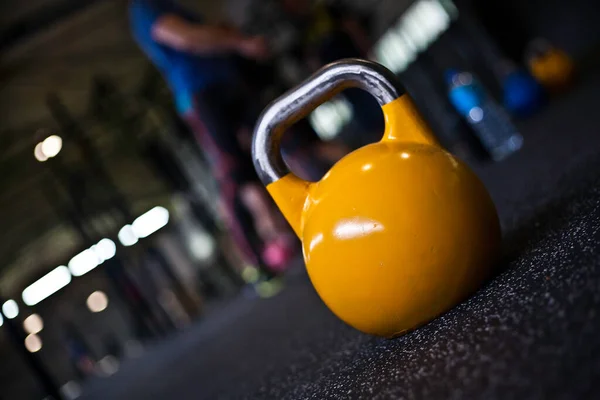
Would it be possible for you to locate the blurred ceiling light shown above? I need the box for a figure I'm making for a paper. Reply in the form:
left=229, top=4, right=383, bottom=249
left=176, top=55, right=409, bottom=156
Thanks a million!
left=188, top=231, right=216, bottom=262
left=132, top=206, right=169, bottom=239
left=23, top=314, right=44, bottom=334
left=41, top=135, right=63, bottom=158
left=25, top=334, right=43, bottom=353
left=68, top=249, right=101, bottom=277
left=2, top=299, right=19, bottom=319
left=118, top=225, right=138, bottom=246
left=309, top=98, right=352, bottom=141
left=373, top=0, right=453, bottom=74
left=417, top=0, right=452, bottom=33
left=402, top=12, right=429, bottom=51
left=374, top=30, right=416, bottom=74
left=0, top=313, right=3, bottom=327
left=22, top=266, right=72, bottom=306
left=34, top=142, right=48, bottom=162
left=70, top=238, right=116, bottom=277
left=86, top=291, right=108, bottom=313
left=93, top=238, right=116, bottom=262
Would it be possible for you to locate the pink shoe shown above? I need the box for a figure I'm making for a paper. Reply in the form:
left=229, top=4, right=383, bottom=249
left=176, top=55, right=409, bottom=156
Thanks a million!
left=262, top=236, right=297, bottom=272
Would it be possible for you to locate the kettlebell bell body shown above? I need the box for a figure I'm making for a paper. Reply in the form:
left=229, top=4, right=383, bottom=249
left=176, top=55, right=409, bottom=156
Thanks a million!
left=253, top=60, right=501, bottom=337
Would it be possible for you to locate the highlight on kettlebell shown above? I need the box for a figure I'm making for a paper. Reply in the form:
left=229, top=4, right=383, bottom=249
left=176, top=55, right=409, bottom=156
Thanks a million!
left=252, top=59, right=501, bottom=338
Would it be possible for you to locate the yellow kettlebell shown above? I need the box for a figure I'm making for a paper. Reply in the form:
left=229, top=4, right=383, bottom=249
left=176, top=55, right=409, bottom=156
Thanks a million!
left=253, top=59, right=501, bottom=337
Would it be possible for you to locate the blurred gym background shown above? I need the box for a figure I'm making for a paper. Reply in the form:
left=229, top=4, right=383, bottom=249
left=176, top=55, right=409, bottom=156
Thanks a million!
left=0, top=0, right=599, bottom=398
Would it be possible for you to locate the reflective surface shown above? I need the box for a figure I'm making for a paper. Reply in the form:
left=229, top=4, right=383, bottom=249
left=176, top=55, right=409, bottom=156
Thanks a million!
left=265, top=95, right=501, bottom=337
left=252, top=58, right=402, bottom=185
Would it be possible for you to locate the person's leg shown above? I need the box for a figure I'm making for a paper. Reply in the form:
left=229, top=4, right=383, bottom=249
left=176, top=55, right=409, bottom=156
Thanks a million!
left=182, top=86, right=291, bottom=274
left=181, top=103, right=258, bottom=261
left=280, top=118, right=345, bottom=181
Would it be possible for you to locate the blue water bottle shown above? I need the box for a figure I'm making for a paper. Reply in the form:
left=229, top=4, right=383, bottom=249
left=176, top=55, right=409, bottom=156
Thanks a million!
left=446, top=69, right=523, bottom=161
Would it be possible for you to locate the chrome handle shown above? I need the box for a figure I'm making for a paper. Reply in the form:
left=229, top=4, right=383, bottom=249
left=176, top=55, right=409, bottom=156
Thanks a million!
left=252, top=58, right=404, bottom=185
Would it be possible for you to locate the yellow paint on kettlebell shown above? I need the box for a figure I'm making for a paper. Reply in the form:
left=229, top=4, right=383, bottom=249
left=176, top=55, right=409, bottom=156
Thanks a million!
left=268, top=96, right=501, bottom=338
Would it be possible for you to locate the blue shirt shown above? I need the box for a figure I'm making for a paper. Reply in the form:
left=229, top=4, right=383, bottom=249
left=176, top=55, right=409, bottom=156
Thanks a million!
left=129, top=0, right=235, bottom=112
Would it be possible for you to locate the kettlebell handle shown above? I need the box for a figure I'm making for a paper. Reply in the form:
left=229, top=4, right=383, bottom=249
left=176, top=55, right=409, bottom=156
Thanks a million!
left=252, top=58, right=404, bottom=185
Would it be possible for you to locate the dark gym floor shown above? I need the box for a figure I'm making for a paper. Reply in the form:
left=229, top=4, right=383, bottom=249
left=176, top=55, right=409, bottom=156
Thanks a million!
left=81, top=68, right=600, bottom=400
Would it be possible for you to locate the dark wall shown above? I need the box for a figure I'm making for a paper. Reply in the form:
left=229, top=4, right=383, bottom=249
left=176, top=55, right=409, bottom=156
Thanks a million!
left=465, top=0, right=600, bottom=60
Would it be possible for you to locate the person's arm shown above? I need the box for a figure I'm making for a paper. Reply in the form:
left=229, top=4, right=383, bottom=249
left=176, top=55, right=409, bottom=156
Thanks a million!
left=151, top=14, right=269, bottom=59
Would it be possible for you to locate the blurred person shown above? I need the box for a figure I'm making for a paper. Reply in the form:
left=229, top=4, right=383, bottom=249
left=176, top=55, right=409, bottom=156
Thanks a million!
left=226, top=30, right=349, bottom=179
left=104, top=257, right=168, bottom=339
left=61, top=321, right=97, bottom=380
left=280, top=0, right=384, bottom=147
left=128, top=0, right=295, bottom=276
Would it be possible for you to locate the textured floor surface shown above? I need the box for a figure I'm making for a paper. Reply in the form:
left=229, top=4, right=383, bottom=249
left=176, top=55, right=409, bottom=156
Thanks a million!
left=81, top=70, right=600, bottom=400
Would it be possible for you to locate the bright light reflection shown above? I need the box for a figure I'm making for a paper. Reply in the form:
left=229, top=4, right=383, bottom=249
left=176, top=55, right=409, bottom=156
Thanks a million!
left=68, top=249, right=101, bottom=277
left=87, top=291, right=108, bottom=313
left=22, top=266, right=72, bottom=306
left=309, top=98, right=353, bottom=141
left=118, top=224, right=138, bottom=246
left=2, top=300, right=19, bottom=319
left=132, top=206, right=169, bottom=239
left=309, top=233, right=324, bottom=252
left=69, top=238, right=116, bottom=277
left=23, top=314, right=44, bottom=334
left=41, top=135, right=63, bottom=158
left=334, top=218, right=384, bottom=240
left=25, top=334, right=42, bottom=353
left=34, top=142, right=48, bottom=162
left=401, top=152, right=410, bottom=159
left=374, top=0, right=453, bottom=73
left=188, top=231, right=215, bottom=262
left=94, top=238, right=116, bottom=262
